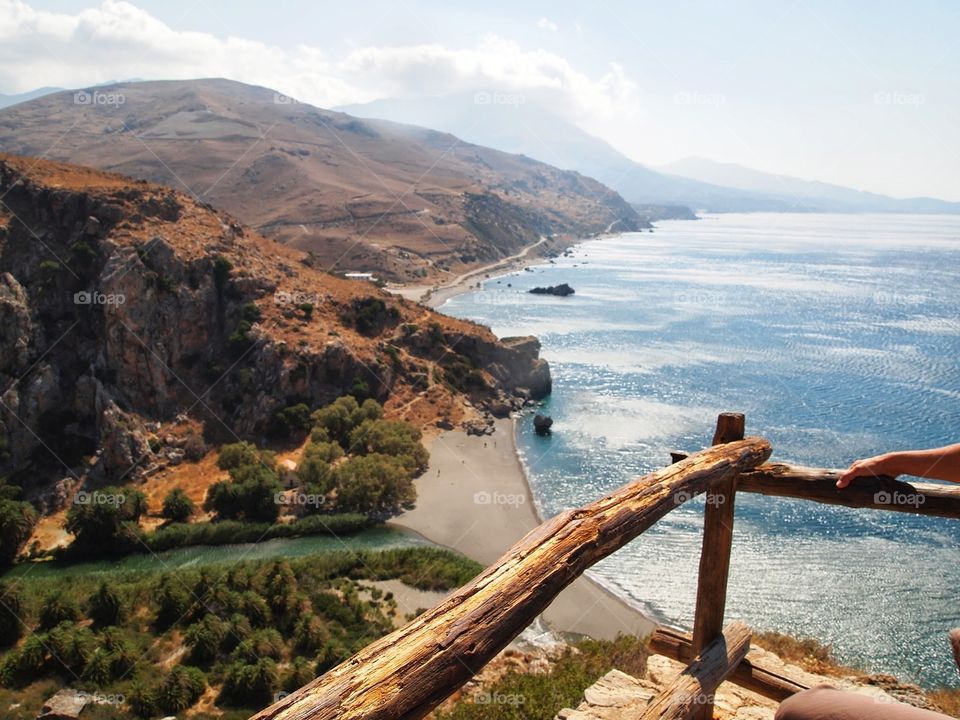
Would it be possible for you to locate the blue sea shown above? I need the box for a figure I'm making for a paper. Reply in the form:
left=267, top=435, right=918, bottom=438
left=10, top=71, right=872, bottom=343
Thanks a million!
left=441, top=213, right=960, bottom=688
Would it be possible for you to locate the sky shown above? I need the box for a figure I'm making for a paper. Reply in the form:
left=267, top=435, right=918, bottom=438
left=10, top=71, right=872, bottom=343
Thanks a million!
left=1, top=0, right=958, bottom=200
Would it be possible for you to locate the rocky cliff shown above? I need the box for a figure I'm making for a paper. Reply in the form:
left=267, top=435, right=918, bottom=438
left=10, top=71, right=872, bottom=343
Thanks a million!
left=0, top=154, right=550, bottom=510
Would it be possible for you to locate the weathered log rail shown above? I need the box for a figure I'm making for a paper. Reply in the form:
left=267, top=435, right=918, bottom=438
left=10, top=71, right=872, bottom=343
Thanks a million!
left=251, top=414, right=960, bottom=720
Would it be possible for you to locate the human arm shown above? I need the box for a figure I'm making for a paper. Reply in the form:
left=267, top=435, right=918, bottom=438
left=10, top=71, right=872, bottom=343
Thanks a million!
left=836, top=443, right=960, bottom=488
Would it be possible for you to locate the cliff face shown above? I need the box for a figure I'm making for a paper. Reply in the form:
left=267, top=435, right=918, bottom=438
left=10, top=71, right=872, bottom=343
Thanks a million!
left=0, top=154, right=549, bottom=508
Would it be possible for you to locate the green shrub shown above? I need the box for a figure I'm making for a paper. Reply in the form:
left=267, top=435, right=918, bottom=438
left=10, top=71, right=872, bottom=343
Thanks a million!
left=269, top=403, right=313, bottom=439
left=0, top=583, right=23, bottom=647
left=346, top=297, right=400, bottom=336
left=65, top=487, right=147, bottom=556
left=292, top=613, right=328, bottom=654
left=283, top=655, right=315, bottom=691
left=206, top=448, right=281, bottom=522
left=162, top=487, right=195, bottom=523
left=37, top=594, right=80, bottom=631
left=154, top=575, right=190, bottom=630
left=332, top=454, right=416, bottom=520
left=131, top=664, right=206, bottom=717
left=348, top=419, right=429, bottom=474
left=212, top=255, right=233, bottom=290
left=219, top=658, right=279, bottom=707
left=217, top=442, right=262, bottom=470
left=87, top=581, right=123, bottom=627
left=0, top=499, right=38, bottom=566
left=185, top=614, right=229, bottom=665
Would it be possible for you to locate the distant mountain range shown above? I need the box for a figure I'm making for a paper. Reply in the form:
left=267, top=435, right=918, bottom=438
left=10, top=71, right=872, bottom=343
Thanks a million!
left=0, top=87, right=62, bottom=109
left=658, top=157, right=960, bottom=214
left=0, top=79, right=643, bottom=282
left=339, top=94, right=960, bottom=214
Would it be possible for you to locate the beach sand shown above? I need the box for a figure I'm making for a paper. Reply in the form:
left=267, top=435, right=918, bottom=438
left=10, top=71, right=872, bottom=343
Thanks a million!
left=392, top=419, right=656, bottom=641
left=388, top=237, right=552, bottom=309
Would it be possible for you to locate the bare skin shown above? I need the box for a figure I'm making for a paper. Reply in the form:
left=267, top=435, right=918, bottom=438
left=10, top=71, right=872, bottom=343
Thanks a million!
left=836, top=443, right=960, bottom=488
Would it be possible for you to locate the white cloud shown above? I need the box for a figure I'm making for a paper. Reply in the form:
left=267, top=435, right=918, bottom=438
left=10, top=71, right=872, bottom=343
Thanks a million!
left=537, top=17, right=558, bottom=32
left=0, top=0, right=637, bottom=121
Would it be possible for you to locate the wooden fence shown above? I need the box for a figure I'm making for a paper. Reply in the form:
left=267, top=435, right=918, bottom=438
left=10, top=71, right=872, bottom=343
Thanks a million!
left=250, top=413, right=960, bottom=720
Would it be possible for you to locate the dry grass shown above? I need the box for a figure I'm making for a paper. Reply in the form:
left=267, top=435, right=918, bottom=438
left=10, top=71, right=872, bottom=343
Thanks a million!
left=754, top=631, right=960, bottom=718
left=753, top=630, right=858, bottom=678
left=927, top=689, right=960, bottom=718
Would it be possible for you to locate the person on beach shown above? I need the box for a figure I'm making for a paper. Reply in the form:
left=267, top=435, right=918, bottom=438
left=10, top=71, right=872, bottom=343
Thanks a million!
left=778, top=442, right=960, bottom=720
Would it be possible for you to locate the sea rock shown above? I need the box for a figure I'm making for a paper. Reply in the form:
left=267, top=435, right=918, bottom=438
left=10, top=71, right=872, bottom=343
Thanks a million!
left=529, top=283, right=575, bottom=297
left=533, top=414, right=553, bottom=435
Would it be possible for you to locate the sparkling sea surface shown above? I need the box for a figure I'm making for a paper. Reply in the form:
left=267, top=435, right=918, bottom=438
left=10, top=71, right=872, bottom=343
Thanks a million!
left=441, top=213, right=960, bottom=688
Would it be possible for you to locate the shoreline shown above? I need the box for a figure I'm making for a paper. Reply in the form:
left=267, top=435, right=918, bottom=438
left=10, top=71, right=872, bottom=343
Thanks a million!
left=389, top=228, right=633, bottom=310
left=391, top=418, right=656, bottom=641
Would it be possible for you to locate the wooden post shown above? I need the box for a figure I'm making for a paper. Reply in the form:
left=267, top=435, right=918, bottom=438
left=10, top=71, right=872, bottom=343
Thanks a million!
left=690, top=412, right=744, bottom=719
left=650, top=626, right=808, bottom=702
left=640, top=621, right=752, bottom=720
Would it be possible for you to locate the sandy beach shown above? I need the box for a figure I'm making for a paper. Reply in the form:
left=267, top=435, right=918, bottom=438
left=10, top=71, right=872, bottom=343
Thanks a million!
left=392, top=419, right=656, bottom=641
left=388, top=236, right=554, bottom=309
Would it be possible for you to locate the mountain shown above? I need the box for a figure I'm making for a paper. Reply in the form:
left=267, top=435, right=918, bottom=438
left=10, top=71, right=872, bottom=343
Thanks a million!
left=337, top=94, right=797, bottom=212
left=659, top=157, right=960, bottom=214
left=340, top=95, right=960, bottom=214
left=0, top=153, right=550, bottom=508
left=0, top=87, right=62, bottom=110
left=0, top=79, right=644, bottom=283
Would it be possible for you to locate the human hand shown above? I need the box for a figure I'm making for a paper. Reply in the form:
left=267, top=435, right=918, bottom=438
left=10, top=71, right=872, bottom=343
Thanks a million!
left=836, top=454, right=896, bottom=488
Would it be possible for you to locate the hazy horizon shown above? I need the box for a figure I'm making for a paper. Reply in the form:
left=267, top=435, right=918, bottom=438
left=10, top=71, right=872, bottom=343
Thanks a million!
left=1, top=0, right=958, bottom=201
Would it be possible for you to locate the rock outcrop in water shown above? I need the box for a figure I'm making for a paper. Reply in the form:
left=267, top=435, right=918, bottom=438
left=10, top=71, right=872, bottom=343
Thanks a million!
left=529, top=283, right=575, bottom=297
left=533, top=414, right=554, bottom=435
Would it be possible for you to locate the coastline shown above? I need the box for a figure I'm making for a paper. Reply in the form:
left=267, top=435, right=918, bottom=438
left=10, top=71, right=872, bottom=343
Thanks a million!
left=389, top=229, right=630, bottom=310
left=391, top=418, right=656, bottom=641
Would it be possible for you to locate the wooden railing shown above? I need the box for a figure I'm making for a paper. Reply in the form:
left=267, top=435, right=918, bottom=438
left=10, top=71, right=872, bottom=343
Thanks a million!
left=251, top=414, right=960, bottom=720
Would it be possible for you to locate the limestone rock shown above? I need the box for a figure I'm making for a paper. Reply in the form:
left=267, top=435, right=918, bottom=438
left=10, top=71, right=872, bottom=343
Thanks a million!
left=36, top=689, right=89, bottom=719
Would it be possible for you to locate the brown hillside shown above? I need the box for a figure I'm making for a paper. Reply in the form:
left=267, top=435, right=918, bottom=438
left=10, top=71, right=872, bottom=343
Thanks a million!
left=0, top=79, right=645, bottom=282
left=0, top=153, right=549, bottom=512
